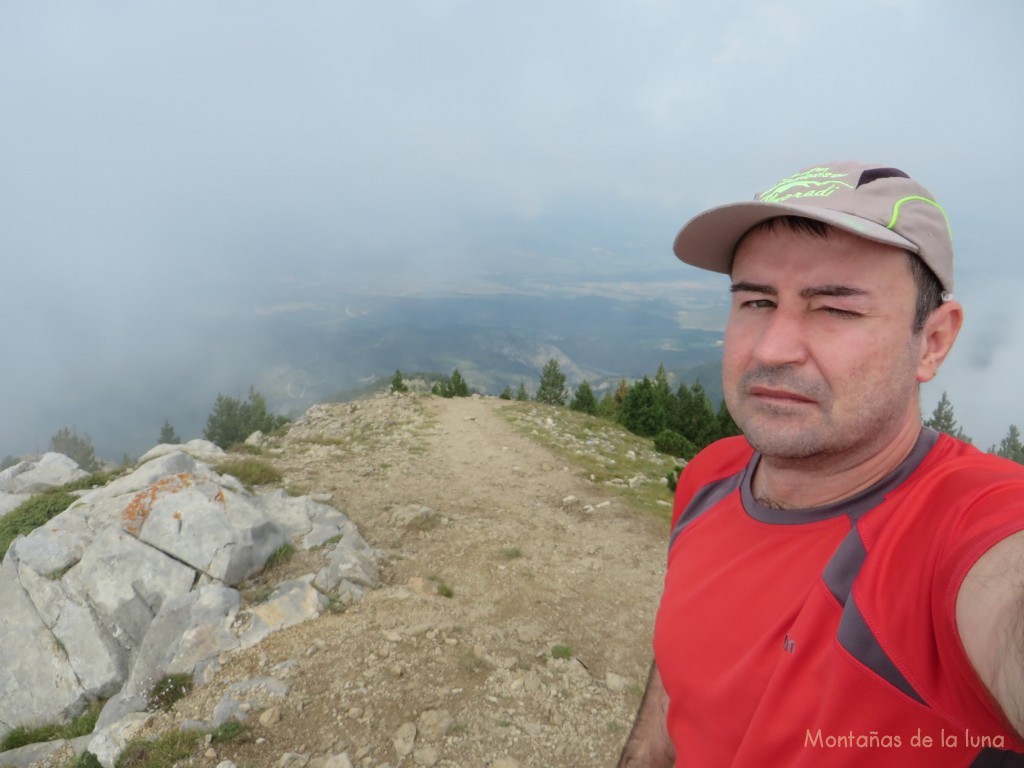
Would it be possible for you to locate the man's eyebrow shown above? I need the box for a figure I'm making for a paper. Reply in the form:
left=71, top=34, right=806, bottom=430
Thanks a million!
left=729, top=281, right=872, bottom=299
left=730, top=281, right=776, bottom=295
left=798, top=285, right=870, bottom=299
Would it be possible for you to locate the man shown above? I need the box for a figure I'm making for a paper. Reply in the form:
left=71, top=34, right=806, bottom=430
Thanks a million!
left=618, top=161, right=1024, bottom=767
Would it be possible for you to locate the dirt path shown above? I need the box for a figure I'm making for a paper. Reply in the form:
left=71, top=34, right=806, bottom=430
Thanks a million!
left=145, top=394, right=670, bottom=768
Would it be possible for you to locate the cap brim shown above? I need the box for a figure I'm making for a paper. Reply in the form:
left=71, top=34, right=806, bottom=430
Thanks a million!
left=673, top=201, right=920, bottom=275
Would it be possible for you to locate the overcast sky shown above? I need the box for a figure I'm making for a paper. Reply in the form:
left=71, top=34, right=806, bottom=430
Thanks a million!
left=2, top=0, right=1022, bottom=458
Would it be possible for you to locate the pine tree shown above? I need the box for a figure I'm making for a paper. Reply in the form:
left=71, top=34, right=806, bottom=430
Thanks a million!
left=619, top=377, right=666, bottom=437
left=924, top=392, right=971, bottom=442
left=391, top=369, right=409, bottom=393
left=158, top=419, right=181, bottom=445
left=203, top=387, right=289, bottom=449
left=49, top=427, right=100, bottom=472
left=499, top=385, right=513, bottom=400
left=515, top=383, right=529, bottom=401
left=716, top=399, right=743, bottom=439
left=535, top=359, right=567, bottom=406
left=688, top=382, right=719, bottom=449
left=595, top=393, right=618, bottom=420
left=449, top=368, right=470, bottom=397
left=653, top=364, right=677, bottom=430
left=995, top=425, right=1024, bottom=465
left=570, top=380, right=598, bottom=415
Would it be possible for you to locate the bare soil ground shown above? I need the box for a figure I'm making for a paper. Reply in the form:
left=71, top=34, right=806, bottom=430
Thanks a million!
left=140, top=393, right=671, bottom=768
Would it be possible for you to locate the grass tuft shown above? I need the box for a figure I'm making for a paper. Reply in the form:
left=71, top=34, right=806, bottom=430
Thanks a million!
left=551, top=644, right=574, bottom=660
left=227, top=443, right=265, bottom=456
left=0, top=701, right=102, bottom=752
left=115, top=730, right=202, bottom=768
left=214, top=458, right=282, bottom=488
left=0, top=489, right=79, bottom=560
left=145, top=673, right=193, bottom=712
left=209, top=720, right=252, bottom=744
left=265, top=542, right=296, bottom=569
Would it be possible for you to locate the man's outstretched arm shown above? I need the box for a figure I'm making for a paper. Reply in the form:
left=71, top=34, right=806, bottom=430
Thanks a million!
left=617, top=661, right=675, bottom=768
left=957, top=528, right=1024, bottom=738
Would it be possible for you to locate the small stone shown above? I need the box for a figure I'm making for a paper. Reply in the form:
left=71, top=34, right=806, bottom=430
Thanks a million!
left=347, top=707, right=364, bottom=718
left=417, top=709, right=453, bottom=741
left=321, top=754, right=354, bottom=768
left=259, top=706, right=282, bottom=726
left=205, top=748, right=218, bottom=759
left=216, top=762, right=238, bottom=768
left=277, top=754, right=309, bottom=768
left=393, top=722, right=417, bottom=757
left=413, top=745, right=440, bottom=766
left=606, top=672, right=628, bottom=692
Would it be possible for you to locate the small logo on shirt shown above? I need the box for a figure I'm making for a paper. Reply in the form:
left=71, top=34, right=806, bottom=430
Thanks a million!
left=783, top=634, right=796, bottom=654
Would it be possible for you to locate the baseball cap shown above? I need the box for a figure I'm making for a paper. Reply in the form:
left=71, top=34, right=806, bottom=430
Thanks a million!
left=672, top=161, right=955, bottom=293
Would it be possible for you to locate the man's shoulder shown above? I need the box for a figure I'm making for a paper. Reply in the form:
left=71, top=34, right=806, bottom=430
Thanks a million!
left=922, top=432, right=1024, bottom=487
left=890, top=433, right=1024, bottom=518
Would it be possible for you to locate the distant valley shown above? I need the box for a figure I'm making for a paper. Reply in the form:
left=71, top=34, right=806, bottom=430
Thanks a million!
left=5, top=270, right=732, bottom=462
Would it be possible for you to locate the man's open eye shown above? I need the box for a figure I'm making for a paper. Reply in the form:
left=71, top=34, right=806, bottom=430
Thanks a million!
left=741, top=299, right=775, bottom=310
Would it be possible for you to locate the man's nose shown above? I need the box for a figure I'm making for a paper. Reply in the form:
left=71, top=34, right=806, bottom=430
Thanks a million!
left=750, top=308, right=809, bottom=368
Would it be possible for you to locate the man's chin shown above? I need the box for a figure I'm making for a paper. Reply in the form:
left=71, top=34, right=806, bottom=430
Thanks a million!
left=741, top=426, right=828, bottom=460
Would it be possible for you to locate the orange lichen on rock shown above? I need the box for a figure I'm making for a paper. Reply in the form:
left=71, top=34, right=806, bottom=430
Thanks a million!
left=122, top=473, right=194, bottom=536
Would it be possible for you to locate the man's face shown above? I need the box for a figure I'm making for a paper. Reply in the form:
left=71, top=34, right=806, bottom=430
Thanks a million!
left=723, top=223, right=925, bottom=463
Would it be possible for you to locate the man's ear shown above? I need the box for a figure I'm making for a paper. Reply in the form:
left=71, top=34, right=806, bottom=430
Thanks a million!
left=917, top=300, right=964, bottom=382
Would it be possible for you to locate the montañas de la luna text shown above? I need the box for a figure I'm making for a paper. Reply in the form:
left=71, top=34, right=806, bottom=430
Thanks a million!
left=804, top=728, right=1006, bottom=750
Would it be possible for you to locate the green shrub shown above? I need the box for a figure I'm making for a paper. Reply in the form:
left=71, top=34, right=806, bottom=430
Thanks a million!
left=653, top=429, right=698, bottom=460
left=667, top=465, right=683, bottom=494
left=431, top=368, right=471, bottom=398
left=214, top=458, right=283, bottom=487
left=203, top=387, right=289, bottom=450
left=0, top=489, right=78, bottom=559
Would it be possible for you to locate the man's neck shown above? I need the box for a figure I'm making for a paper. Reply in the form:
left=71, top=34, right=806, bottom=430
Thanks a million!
left=752, top=417, right=924, bottom=510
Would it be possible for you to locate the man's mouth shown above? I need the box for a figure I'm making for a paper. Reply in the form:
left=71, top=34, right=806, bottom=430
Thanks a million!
left=747, top=386, right=816, bottom=404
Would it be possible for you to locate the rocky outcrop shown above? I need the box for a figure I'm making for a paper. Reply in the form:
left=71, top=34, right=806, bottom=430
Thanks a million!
left=0, top=444, right=379, bottom=767
left=0, top=453, right=90, bottom=516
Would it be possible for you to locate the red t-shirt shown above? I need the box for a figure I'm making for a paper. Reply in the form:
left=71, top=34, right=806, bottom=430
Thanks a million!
left=654, top=430, right=1024, bottom=767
